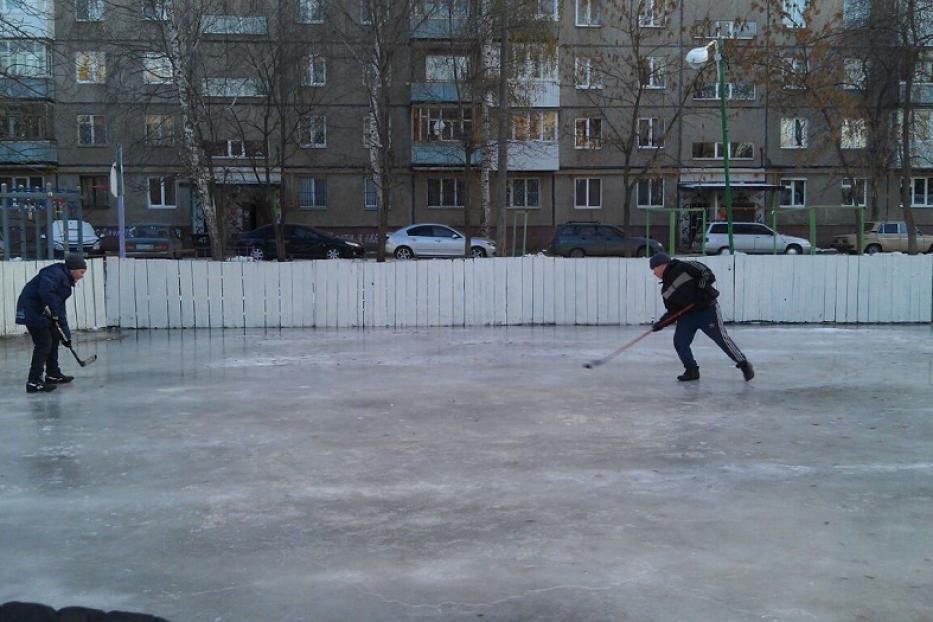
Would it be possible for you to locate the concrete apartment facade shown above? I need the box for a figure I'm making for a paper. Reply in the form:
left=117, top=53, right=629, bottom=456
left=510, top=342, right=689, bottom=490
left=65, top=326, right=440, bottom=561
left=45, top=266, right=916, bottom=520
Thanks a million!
left=1, top=0, right=931, bottom=252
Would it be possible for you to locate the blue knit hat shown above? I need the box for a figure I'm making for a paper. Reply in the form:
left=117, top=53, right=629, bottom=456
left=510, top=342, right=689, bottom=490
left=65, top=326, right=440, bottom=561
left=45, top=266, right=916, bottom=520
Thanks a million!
left=649, top=252, right=671, bottom=269
left=65, top=254, right=87, bottom=271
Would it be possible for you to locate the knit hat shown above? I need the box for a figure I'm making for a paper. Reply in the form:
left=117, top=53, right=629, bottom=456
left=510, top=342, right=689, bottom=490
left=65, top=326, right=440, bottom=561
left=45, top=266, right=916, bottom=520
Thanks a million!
left=649, top=252, right=671, bottom=269
left=65, top=254, right=87, bottom=271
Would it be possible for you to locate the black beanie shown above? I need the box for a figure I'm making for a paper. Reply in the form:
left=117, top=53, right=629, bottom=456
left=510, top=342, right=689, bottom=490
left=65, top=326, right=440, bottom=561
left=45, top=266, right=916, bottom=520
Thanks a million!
left=649, top=252, right=671, bottom=269
left=65, top=255, right=87, bottom=271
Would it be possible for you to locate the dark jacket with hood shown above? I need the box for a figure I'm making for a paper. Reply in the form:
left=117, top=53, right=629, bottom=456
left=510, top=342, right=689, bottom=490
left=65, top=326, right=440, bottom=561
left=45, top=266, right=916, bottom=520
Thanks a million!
left=15, top=263, right=74, bottom=339
left=658, top=259, right=719, bottom=323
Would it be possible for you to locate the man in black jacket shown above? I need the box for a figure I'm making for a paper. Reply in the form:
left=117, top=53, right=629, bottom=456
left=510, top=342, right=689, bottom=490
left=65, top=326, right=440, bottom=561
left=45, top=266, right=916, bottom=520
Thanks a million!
left=15, top=255, right=87, bottom=393
left=649, top=252, right=754, bottom=382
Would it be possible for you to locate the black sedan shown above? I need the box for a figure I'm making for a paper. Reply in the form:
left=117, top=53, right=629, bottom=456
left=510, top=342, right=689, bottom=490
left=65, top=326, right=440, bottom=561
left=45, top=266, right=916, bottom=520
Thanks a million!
left=237, top=224, right=365, bottom=260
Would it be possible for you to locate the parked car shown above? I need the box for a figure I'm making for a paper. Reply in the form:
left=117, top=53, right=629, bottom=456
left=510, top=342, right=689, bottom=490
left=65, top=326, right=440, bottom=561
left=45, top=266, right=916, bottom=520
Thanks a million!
left=699, top=221, right=811, bottom=255
left=547, top=222, right=663, bottom=258
left=238, top=224, right=364, bottom=260
left=385, top=224, right=496, bottom=259
left=832, top=221, right=933, bottom=254
left=119, top=224, right=193, bottom=258
left=48, top=219, right=100, bottom=255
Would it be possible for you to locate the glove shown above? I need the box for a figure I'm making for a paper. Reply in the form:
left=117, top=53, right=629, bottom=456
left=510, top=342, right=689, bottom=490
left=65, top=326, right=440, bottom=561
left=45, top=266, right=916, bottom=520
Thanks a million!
left=651, top=321, right=664, bottom=332
left=62, top=338, right=72, bottom=348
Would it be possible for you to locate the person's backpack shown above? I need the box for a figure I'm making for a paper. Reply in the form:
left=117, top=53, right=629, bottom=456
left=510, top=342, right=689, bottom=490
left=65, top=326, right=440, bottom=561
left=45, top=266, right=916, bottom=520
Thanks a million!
left=684, top=260, right=719, bottom=303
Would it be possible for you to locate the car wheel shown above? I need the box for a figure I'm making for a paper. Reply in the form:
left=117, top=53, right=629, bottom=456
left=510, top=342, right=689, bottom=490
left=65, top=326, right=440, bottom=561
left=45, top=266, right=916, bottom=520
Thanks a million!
left=470, top=246, right=487, bottom=258
left=569, top=248, right=585, bottom=258
left=717, top=247, right=731, bottom=255
left=635, top=246, right=649, bottom=258
left=325, top=247, right=342, bottom=260
left=249, top=245, right=264, bottom=261
left=865, top=244, right=882, bottom=255
left=394, top=246, right=414, bottom=260
left=785, top=244, right=803, bottom=255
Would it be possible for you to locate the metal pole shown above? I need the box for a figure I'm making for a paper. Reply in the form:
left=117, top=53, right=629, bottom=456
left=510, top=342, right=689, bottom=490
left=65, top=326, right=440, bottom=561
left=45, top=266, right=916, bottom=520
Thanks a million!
left=76, top=196, right=84, bottom=257
left=808, top=206, right=816, bottom=255
left=34, top=202, right=42, bottom=259
left=62, top=198, right=69, bottom=258
left=1, top=183, right=8, bottom=260
left=46, top=184, right=54, bottom=259
left=771, top=209, right=778, bottom=255
left=511, top=210, right=517, bottom=257
left=521, top=211, right=528, bottom=256
left=18, top=200, right=27, bottom=259
left=645, top=209, right=651, bottom=257
left=856, top=208, right=864, bottom=255
left=668, top=210, right=676, bottom=255
left=117, top=144, right=126, bottom=258
left=700, top=209, right=707, bottom=255
left=716, top=36, right=734, bottom=255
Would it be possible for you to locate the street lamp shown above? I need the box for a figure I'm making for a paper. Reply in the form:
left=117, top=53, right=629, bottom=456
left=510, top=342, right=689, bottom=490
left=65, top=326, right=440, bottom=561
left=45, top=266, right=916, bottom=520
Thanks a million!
left=686, top=36, right=734, bottom=254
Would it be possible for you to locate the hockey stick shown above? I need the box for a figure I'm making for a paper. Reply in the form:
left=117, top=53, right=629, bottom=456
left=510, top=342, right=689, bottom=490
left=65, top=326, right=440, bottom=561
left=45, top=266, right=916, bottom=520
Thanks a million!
left=52, top=318, right=97, bottom=367
left=582, top=304, right=696, bottom=369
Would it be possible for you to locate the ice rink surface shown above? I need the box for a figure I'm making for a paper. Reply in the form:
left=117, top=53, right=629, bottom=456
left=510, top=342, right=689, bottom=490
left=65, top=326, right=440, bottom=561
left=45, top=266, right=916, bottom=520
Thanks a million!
left=2, top=325, right=932, bottom=621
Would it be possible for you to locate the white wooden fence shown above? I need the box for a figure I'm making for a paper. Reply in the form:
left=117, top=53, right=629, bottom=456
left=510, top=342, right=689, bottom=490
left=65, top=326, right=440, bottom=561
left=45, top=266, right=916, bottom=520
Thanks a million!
left=1, top=255, right=930, bottom=336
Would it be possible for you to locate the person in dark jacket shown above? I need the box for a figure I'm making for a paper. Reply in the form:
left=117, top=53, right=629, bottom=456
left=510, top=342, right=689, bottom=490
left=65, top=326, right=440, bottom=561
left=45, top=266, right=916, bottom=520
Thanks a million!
left=649, top=252, right=754, bottom=382
left=15, top=255, right=87, bottom=393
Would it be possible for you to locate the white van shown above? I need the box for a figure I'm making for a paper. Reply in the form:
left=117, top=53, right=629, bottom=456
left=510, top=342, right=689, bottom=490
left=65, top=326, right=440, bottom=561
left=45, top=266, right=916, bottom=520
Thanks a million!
left=50, top=220, right=100, bottom=253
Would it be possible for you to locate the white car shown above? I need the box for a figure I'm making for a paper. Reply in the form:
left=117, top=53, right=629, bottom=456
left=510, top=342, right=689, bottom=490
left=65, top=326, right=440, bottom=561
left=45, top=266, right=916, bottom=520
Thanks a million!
left=49, top=219, right=100, bottom=254
left=386, top=224, right=496, bottom=259
left=700, top=222, right=811, bottom=255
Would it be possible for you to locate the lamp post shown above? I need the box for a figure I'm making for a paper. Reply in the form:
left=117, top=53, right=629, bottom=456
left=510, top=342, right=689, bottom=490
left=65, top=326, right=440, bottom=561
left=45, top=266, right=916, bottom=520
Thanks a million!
left=686, top=36, right=734, bottom=254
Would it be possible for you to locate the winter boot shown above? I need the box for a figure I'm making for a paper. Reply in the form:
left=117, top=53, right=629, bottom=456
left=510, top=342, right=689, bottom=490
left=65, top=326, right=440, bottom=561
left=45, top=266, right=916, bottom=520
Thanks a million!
left=737, top=360, right=755, bottom=382
left=677, top=366, right=700, bottom=382
left=45, top=373, right=74, bottom=384
left=26, top=382, right=57, bottom=394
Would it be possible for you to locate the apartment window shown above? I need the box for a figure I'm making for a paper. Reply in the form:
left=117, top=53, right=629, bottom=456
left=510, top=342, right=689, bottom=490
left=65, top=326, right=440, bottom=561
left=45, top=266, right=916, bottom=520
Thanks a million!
left=574, top=177, right=601, bottom=209
left=80, top=175, right=109, bottom=209
left=209, top=139, right=261, bottom=159
left=0, top=41, right=49, bottom=77
left=536, top=0, right=558, bottom=20
left=143, top=0, right=168, bottom=20
left=637, top=117, right=664, bottom=148
left=203, top=78, right=264, bottom=97
left=425, top=55, right=468, bottom=82
left=303, top=114, right=326, bottom=148
left=202, top=15, right=268, bottom=35
left=840, top=118, right=866, bottom=149
left=427, top=178, right=465, bottom=207
left=507, top=178, right=540, bottom=208
left=0, top=175, right=44, bottom=191
left=912, top=110, right=933, bottom=142
left=304, top=54, right=326, bottom=86
left=142, top=53, right=172, bottom=84
left=638, top=0, right=664, bottom=27
left=364, top=177, right=378, bottom=210
left=912, top=177, right=933, bottom=207
left=77, top=114, right=106, bottom=146
left=145, top=113, right=174, bottom=145
left=75, top=51, right=105, bottom=84
left=783, top=57, right=807, bottom=90
left=637, top=178, right=664, bottom=207
left=76, top=0, right=104, bottom=21
left=780, top=117, right=808, bottom=149
left=360, top=1, right=372, bottom=24
left=298, top=177, right=327, bottom=209
left=512, top=110, right=557, bottom=141
left=574, top=56, right=602, bottom=89
left=694, top=80, right=755, bottom=100
left=575, top=0, right=600, bottom=26
left=915, top=54, right=933, bottom=84
left=641, top=56, right=667, bottom=89
left=702, top=19, right=758, bottom=39
left=841, top=177, right=867, bottom=206
left=843, top=58, right=865, bottom=90
left=692, top=142, right=754, bottom=159
left=513, top=44, right=558, bottom=81
left=298, top=0, right=324, bottom=23
left=780, top=178, right=807, bottom=207
left=418, top=0, right=468, bottom=18
left=413, top=106, right=472, bottom=142
left=782, top=0, right=808, bottom=28
left=148, top=176, right=176, bottom=208
left=575, top=117, right=602, bottom=149
left=0, top=109, right=44, bottom=139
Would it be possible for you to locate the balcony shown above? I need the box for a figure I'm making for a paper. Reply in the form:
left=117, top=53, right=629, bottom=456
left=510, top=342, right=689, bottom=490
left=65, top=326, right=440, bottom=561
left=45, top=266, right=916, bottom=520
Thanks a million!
left=411, top=143, right=482, bottom=167
left=905, top=83, right=933, bottom=104
left=410, top=16, right=467, bottom=39
left=495, top=141, right=559, bottom=171
left=0, top=10, right=53, bottom=39
left=0, top=141, right=57, bottom=165
left=411, top=82, right=464, bottom=103
left=0, top=77, right=51, bottom=99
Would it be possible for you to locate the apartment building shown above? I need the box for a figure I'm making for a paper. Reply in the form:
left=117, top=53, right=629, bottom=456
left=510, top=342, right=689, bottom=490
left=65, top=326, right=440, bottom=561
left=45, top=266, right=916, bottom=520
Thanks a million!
left=0, top=0, right=930, bottom=251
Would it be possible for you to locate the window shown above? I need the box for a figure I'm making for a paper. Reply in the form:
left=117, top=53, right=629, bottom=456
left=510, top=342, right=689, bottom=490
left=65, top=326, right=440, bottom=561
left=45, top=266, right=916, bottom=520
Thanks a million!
left=638, top=0, right=664, bottom=27
left=694, top=80, right=755, bottom=100
left=507, top=178, right=540, bottom=208
left=641, top=57, right=667, bottom=89
left=536, top=0, right=558, bottom=20
left=574, top=56, right=602, bottom=89
left=298, top=177, right=327, bottom=209
left=915, top=54, right=933, bottom=84
left=0, top=108, right=44, bottom=139
left=512, top=44, right=558, bottom=81
left=76, top=0, right=103, bottom=21
left=147, top=176, right=176, bottom=208
left=840, top=118, right=866, bottom=149
left=304, top=54, right=326, bottom=86
left=843, top=58, right=865, bottom=90
left=303, top=115, right=326, bottom=148
left=145, top=113, right=174, bottom=145
left=575, top=117, right=602, bottom=149
left=912, top=177, right=933, bottom=207
left=879, top=223, right=902, bottom=234
left=841, top=177, right=867, bottom=206
left=637, top=178, right=664, bottom=207
left=575, top=0, right=600, bottom=26
left=780, top=178, right=806, bottom=207
left=203, top=77, right=264, bottom=97
left=0, top=175, right=44, bottom=191
left=364, top=177, right=378, bottom=210
left=511, top=110, right=557, bottom=141
left=142, top=53, right=172, bottom=84
left=77, top=114, right=106, bottom=146
left=912, top=110, right=933, bottom=142
left=425, top=55, right=468, bottom=82
left=782, top=0, right=808, bottom=28
left=209, top=139, right=264, bottom=159
left=700, top=20, right=758, bottom=39
left=692, top=142, right=754, bottom=159
left=75, top=51, right=105, bottom=83
left=298, top=0, right=323, bottom=23
left=361, top=0, right=372, bottom=24
left=202, top=15, right=268, bottom=35
left=780, top=117, right=808, bottom=149
left=0, top=41, right=49, bottom=77
left=413, top=106, right=472, bottom=142
left=427, top=178, right=465, bottom=207
left=574, top=177, right=601, bottom=209
left=782, top=56, right=807, bottom=90
left=80, top=175, right=109, bottom=209
left=143, top=0, right=168, bottom=20
left=637, top=117, right=664, bottom=148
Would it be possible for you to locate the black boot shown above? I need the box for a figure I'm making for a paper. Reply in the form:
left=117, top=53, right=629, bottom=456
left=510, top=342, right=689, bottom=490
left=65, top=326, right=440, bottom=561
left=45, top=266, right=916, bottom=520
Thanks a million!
left=26, top=382, right=57, bottom=394
left=677, top=366, right=700, bottom=382
left=45, top=374, right=74, bottom=384
left=737, top=360, right=755, bottom=382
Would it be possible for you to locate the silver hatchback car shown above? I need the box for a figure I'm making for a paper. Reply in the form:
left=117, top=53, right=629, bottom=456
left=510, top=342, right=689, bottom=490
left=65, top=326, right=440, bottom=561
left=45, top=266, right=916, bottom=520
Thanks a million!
left=700, top=222, right=811, bottom=255
left=385, top=224, right=497, bottom=259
